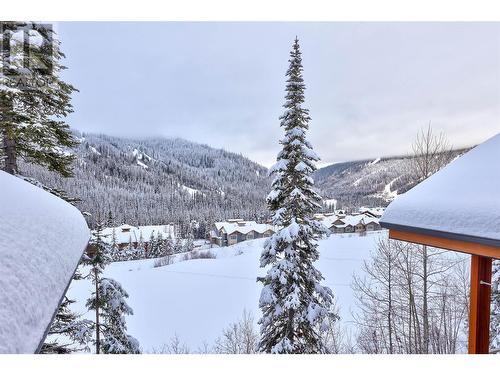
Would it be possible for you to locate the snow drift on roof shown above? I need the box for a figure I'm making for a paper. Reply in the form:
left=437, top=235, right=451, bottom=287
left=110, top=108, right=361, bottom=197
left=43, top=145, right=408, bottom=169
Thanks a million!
left=0, top=171, right=89, bottom=353
left=214, top=220, right=275, bottom=235
left=101, top=224, right=175, bottom=244
left=319, top=213, right=380, bottom=228
left=381, top=133, right=500, bottom=245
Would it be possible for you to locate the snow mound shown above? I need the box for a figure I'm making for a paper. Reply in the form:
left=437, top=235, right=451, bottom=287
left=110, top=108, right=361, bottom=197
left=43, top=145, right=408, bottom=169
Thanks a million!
left=0, top=172, right=89, bottom=353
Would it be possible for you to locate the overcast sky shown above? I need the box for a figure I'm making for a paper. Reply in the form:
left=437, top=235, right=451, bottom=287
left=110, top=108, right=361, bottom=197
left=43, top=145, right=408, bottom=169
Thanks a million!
left=56, top=22, right=500, bottom=167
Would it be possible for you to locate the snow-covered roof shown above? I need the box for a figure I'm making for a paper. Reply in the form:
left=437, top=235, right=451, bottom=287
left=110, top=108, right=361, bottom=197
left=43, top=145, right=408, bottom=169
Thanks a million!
left=215, top=220, right=276, bottom=235
left=101, top=224, right=175, bottom=245
left=0, top=171, right=89, bottom=353
left=319, top=213, right=379, bottom=228
left=381, top=133, right=500, bottom=248
left=359, top=207, right=385, bottom=217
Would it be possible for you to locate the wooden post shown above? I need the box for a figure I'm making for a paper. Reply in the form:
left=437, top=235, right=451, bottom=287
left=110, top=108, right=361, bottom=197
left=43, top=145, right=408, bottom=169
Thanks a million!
left=468, top=255, right=492, bottom=354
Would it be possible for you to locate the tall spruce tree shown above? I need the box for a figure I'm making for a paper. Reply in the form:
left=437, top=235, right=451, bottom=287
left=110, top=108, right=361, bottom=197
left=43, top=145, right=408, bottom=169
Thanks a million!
left=0, top=22, right=77, bottom=176
left=85, top=220, right=140, bottom=353
left=258, top=38, right=336, bottom=354
left=85, top=220, right=112, bottom=354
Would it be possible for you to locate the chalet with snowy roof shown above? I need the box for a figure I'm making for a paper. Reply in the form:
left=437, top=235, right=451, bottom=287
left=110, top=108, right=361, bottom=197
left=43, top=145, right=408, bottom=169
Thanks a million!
left=317, top=211, right=382, bottom=234
left=359, top=207, right=385, bottom=218
left=380, top=133, right=500, bottom=354
left=100, top=223, right=175, bottom=251
left=210, top=219, right=276, bottom=246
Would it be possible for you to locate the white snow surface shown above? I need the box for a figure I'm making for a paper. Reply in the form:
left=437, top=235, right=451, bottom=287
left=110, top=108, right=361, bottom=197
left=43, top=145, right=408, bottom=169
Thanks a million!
left=0, top=171, right=89, bottom=353
left=89, top=146, right=101, bottom=156
left=67, top=231, right=386, bottom=352
left=181, top=184, right=203, bottom=197
left=381, top=133, right=500, bottom=242
left=378, top=177, right=399, bottom=201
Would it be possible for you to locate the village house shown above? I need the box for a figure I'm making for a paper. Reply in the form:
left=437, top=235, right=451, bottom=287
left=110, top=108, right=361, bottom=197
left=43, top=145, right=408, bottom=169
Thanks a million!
left=100, top=223, right=176, bottom=251
left=210, top=209, right=384, bottom=247
left=358, top=206, right=385, bottom=218
left=316, top=210, right=384, bottom=235
left=210, top=219, right=276, bottom=246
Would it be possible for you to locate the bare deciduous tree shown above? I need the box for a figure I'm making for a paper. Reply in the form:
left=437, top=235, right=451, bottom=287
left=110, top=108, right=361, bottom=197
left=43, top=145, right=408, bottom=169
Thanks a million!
left=353, top=238, right=469, bottom=354
left=213, top=310, right=259, bottom=354
left=410, top=123, right=455, bottom=353
left=320, top=300, right=356, bottom=354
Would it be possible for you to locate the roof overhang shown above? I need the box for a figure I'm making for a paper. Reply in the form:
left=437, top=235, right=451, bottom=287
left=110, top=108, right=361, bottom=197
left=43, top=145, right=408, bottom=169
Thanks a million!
left=382, top=222, right=500, bottom=258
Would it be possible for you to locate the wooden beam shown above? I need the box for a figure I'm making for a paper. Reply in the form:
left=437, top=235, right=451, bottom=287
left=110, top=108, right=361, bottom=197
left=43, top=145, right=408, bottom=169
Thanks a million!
left=389, top=229, right=500, bottom=259
left=468, top=255, right=492, bottom=354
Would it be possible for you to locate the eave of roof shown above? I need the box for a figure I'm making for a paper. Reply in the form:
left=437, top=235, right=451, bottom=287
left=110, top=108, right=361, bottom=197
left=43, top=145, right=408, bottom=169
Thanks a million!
left=380, top=221, right=500, bottom=249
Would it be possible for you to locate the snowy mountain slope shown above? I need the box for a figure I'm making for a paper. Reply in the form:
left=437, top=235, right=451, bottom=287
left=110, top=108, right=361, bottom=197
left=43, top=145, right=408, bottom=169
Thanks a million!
left=314, top=150, right=468, bottom=209
left=67, top=231, right=386, bottom=352
left=18, top=131, right=468, bottom=229
left=20, top=132, right=270, bottom=229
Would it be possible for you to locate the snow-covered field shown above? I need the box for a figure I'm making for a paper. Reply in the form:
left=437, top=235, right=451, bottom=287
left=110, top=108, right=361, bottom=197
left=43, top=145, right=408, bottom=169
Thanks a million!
left=68, top=231, right=387, bottom=352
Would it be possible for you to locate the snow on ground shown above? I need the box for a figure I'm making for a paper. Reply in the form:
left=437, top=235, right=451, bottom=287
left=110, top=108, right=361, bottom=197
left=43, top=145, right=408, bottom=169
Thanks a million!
left=181, top=185, right=199, bottom=196
left=181, top=184, right=206, bottom=197
left=0, top=171, right=89, bottom=353
left=67, top=231, right=386, bottom=352
left=381, top=176, right=400, bottom=200
left=89, top=146, right=101, bottom=156
left=137, top=160, right=148, bottom=169
left=132, top=148, right=153, bottom=169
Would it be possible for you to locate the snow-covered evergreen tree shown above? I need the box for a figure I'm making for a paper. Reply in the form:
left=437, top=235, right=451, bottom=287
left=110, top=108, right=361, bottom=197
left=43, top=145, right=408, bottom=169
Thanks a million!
left=134, top=244, right=145, bottom=260
left=41, top=294, right=93, bottom=353
left=85, top=220, right=139, bottom=353
left=258, top=38, right=336, bottom=354
left=155, top=232, right=165, bottom=257
left=85, top=220, right=112, bottom=354
left=111, top=227, right=118, bottom=250
left=138, top=231, right=144, bottom=250
left=109, top=228, right=122, bottom=261
left=183, top=229, right=195, bottom=253
left=123, top=236, right=134, bottom=260
left=98, top=278, right=141, bottom=354
left=162, top=235, right=174, bottom=258
left=173, top=237, right=183, bottom=254
left=0, top=22, right=77, bottom=176
left=41, top=265, right=93, bottom=354
left=491, top=260, right=500, bottom=352
left=147, top=232, right=157, bottom=258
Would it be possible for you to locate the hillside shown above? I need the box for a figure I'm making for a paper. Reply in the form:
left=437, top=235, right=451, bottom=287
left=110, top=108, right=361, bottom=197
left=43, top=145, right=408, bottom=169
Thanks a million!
left=314, top=150, right=467, bottom=209
left=19, top=131, right=468, bottom=231
left=20, top=132, right=270, bottom=233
